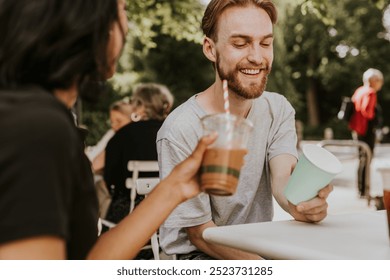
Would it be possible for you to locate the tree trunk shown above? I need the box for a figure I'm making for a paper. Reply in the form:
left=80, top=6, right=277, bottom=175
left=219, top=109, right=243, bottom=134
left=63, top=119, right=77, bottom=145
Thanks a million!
left=306, top=77, right=320, bottom=126
left=306, top=50, right=320, bottom=127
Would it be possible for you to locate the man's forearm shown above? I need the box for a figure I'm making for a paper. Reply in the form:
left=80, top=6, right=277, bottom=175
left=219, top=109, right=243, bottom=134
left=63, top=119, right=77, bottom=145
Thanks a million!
left=186, top=220, right=262, bottom=260
left=270, top=154, right=297, bottom=213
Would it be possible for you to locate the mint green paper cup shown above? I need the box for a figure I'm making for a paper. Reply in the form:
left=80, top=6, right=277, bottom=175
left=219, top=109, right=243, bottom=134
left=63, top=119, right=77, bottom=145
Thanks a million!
left=284, top=144, right=343, bottom=205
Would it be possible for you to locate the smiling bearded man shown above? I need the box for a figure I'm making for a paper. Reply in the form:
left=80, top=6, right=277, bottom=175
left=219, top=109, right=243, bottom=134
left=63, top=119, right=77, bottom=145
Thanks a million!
left=156, top=0, right=333, bottom=260
left=215, top=51, right=271, bottom=100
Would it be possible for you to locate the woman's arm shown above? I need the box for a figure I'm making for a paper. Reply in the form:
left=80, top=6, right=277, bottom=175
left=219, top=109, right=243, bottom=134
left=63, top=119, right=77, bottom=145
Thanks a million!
left=0, top=134, right=215, bottom=260
left=92, top=150, right=105, bottom=173
left=87, top=133, right=217, bottom=259
left=0, top=236, right=66, bottom=259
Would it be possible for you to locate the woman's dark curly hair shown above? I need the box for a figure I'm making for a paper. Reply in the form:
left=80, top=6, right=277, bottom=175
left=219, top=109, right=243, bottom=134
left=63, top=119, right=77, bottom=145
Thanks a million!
left=0, top=0, right=120, bottom=91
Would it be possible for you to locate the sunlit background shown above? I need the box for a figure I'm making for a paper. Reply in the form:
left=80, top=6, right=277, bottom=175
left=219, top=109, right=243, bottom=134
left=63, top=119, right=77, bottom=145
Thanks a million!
left=81, top=0, right=390, bottom=146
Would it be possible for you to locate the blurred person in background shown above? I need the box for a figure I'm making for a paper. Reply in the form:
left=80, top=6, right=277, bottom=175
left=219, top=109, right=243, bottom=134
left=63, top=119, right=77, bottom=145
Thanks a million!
left=86, top=99, right=132, bottom=220
left=104, top=83, right=174, bottom=225
left=88, top=99, right=133, bottom=173
left=349, top=68, right=384, bottom=197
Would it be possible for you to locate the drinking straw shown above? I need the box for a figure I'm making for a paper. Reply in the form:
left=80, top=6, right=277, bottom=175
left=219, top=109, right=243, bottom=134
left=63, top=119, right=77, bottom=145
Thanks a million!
left=223, top=79, right=233, bottom=142
left=223, top=79, right=230, bottom=115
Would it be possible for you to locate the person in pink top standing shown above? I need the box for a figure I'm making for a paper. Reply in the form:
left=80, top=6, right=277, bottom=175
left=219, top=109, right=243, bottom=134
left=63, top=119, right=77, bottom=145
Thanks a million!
left=349, top=68, right=384, bottom=197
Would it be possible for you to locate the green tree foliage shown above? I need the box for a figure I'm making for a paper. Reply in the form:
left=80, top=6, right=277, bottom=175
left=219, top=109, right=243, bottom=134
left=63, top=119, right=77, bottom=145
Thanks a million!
left=283, top=0, right=390, bottom=138
left=82, top=0, right=210, bottom=145
left=135, top=34, right=214, bottom=106
left=111, top=0, right=206, bottom=94
left=82, top=0, right=390, bottom=145
left=266, top=0, right=303, bottom=112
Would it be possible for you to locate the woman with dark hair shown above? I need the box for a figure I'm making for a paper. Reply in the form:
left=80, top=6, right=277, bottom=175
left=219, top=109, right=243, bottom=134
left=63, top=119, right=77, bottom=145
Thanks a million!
left=0, top=0, right=125, bottom=91
left=0, top=0, right=216, bottom=260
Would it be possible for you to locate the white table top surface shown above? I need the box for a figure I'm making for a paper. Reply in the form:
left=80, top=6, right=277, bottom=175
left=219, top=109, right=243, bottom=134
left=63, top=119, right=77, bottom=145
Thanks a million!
left=203, top=211, right=390, bottom=259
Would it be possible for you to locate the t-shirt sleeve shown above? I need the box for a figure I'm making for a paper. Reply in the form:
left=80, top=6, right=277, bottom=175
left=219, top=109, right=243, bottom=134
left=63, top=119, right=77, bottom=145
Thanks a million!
left=157, top=133, right=212, bottom=228
left=157, top=138, right=189, bottom=179
left=267, top=96, right=298, bottom=160
left=0, top=109, right=75, bottom=244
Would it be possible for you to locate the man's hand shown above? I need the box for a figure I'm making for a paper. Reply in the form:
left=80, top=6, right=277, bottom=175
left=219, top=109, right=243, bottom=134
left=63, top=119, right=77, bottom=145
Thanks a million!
left=288, top=184, right=333, bottom=222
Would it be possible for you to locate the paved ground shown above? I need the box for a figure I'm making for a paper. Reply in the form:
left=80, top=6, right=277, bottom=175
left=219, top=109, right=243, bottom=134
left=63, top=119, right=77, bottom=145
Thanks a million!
left=273, top=142, right=390, bottom=221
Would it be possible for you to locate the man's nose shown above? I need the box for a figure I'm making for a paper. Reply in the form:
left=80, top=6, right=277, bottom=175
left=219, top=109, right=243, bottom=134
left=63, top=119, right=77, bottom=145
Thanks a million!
left=247, top=45, right=263, bottom=65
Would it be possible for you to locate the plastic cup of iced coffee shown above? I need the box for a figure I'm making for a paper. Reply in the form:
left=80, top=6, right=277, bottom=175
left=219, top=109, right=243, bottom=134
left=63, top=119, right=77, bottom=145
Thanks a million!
left=200, top=113, right=253, bottom=196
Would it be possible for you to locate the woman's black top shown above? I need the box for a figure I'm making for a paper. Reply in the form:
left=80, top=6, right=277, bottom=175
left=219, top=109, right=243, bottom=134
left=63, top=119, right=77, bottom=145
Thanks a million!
left=104, top=120, right=162, bottom=223
left=0, top=87, right=98, bottom=259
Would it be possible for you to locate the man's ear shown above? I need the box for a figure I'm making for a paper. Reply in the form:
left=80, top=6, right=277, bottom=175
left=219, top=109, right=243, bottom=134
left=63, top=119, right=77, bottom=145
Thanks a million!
left=203, top=37, right=216, bottom=62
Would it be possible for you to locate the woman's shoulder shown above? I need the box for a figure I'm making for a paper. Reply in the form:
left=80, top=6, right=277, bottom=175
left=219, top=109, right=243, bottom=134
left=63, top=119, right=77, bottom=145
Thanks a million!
left=1, top=87, right=76, bottom=143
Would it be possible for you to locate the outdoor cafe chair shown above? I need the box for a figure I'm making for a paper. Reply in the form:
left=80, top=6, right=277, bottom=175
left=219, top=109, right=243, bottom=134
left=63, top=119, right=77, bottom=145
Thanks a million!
left=135, top=177, right=161, bottom=260
left=98, top=160, right=161, bottom=259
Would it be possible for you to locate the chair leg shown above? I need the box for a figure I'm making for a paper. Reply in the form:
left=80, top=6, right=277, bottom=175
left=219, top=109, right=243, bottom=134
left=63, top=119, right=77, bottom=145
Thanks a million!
left=151, top=232, right=160, bottom=260
left=100, top=218, right=117, bottom=229
left=130, top=185, right=136, bottom=213
left=97, top=218, right=102, bottom=236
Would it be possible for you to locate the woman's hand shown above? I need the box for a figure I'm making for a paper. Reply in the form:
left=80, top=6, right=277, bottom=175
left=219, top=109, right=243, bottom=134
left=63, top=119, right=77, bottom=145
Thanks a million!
left=165, top=133, right=217, bottom=201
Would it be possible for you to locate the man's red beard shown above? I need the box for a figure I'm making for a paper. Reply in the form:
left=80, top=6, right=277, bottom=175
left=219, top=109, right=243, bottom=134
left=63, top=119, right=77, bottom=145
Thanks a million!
left=216, top=55, right=271, bottom=100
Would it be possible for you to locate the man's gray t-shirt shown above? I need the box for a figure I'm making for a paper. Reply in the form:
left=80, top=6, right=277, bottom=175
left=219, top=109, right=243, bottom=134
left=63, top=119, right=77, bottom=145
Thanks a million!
left=157, top=91, right=298, bottom=255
